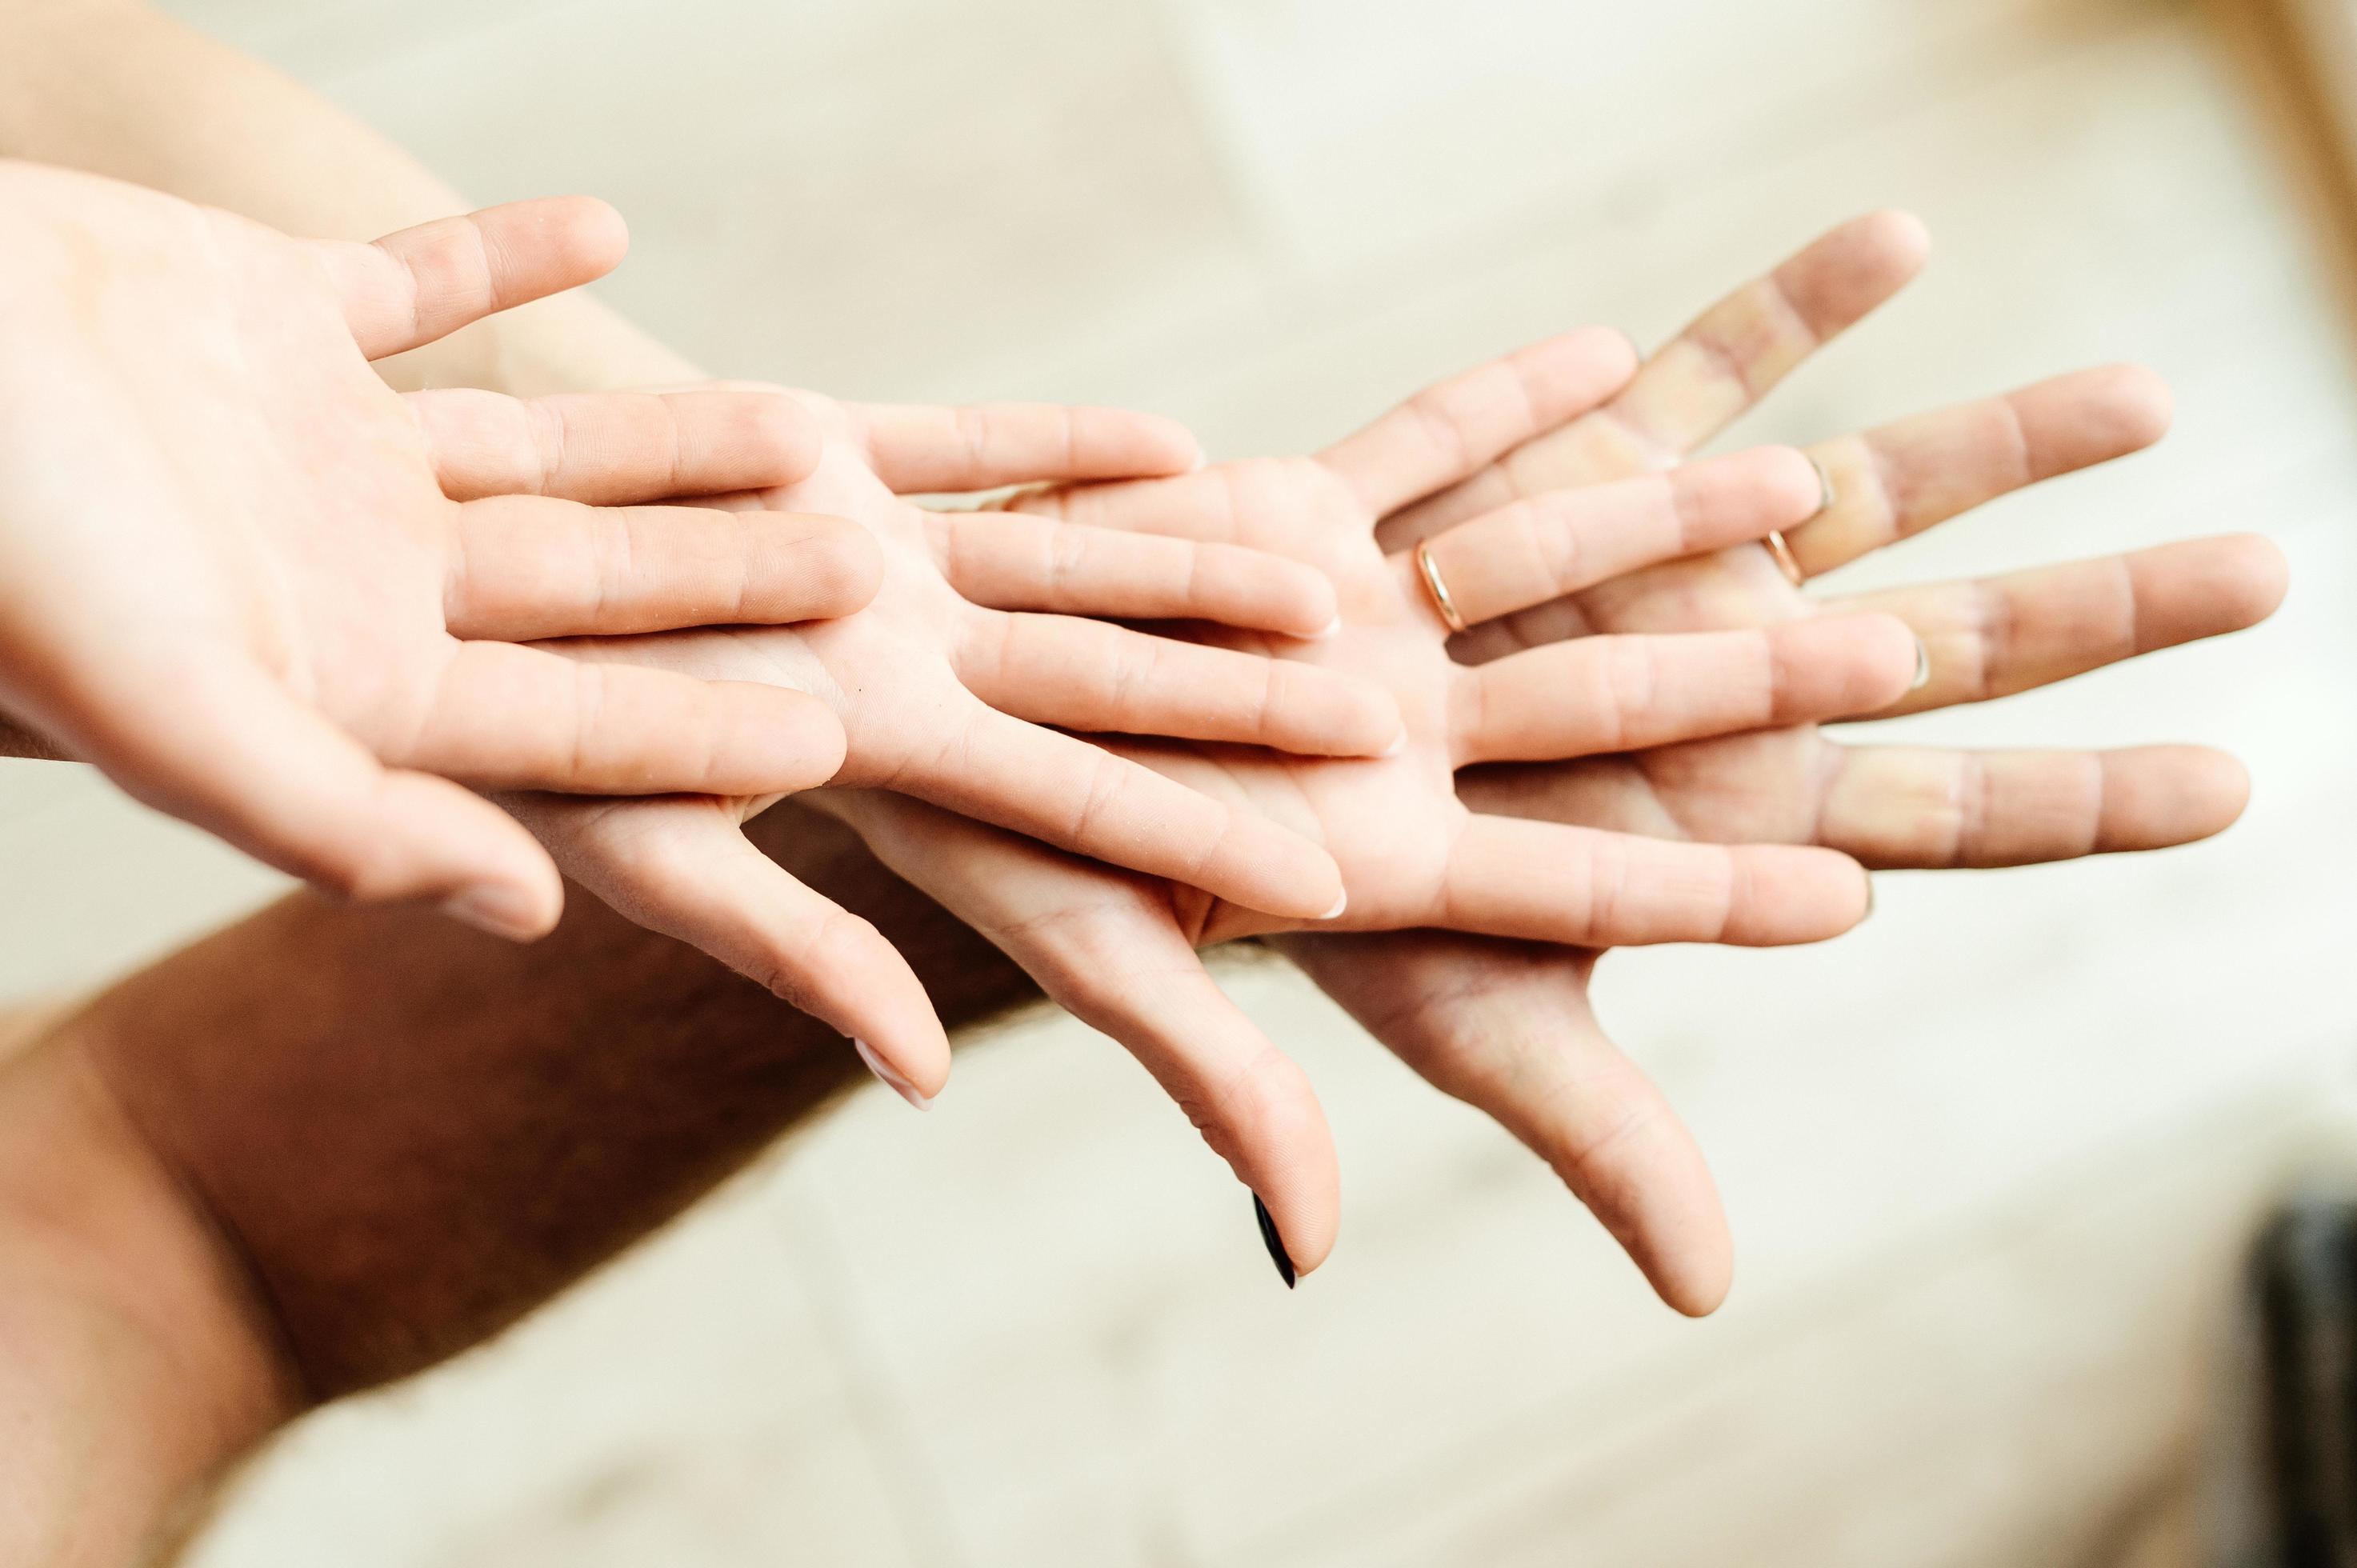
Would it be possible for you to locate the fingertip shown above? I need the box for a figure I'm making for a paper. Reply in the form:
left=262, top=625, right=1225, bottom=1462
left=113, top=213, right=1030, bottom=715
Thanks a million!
left=2213, top=532, right=2291, bottom=628
left=1738, top=445, right=1827, bottom=526
left=1857, top=207, right=1932, bottom=273
left=722, top=683, right=850, bottom=792
left=1568, top=322, right=1643, bottom=386
left=1252, top=830, right=1346, bottom=922
left=2199, top=747, right=2254, bottom=832
left=541, top=194, right=630, bottom=279
left=2139, top=744, right=2253, bottom=844
left=855, top=1036, right=942, bottom=1110
left=787, top=514, right=886, bottom=619
left=1776, top=209, right=1931, bottom=337
left=739, top=388, right=827, bottom=488
left=1656, top=1245, right=1735, bottom=1318
left=1287, top=569, right=1343, bottom=639
left=2093, top=362, right=2175, bottom=450
left=1104, top=409, right=1204, bottom=478
left=440, top=873, right=564, bottom=943
left=1816, top=610, right=1924, bottom=711
left=1731, top=845, right=1871, bottom=943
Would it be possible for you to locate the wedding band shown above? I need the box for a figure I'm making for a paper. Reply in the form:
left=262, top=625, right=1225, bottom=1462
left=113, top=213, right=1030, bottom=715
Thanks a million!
left=1413, top=539, right=1469, bottom=634
left=1759, top=454, right=1835, bottom=588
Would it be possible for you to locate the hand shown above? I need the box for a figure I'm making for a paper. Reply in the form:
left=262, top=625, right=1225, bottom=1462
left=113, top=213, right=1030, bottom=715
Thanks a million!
left=842, top=213, right=2279, bottom=1308
left=524, top=392, right=1409, bottom=1100
left=821, top=330, right=1911, bottom=1278
left=0, top=163, right=874, bottom=940
left=1293, top=211, right=2284, bottom=1309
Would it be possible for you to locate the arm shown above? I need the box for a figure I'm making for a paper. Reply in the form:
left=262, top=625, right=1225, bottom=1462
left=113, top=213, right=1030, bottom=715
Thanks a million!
left=0, top=0, right=694, bottom=394
left=0, top=805, right=1037, bottom=1567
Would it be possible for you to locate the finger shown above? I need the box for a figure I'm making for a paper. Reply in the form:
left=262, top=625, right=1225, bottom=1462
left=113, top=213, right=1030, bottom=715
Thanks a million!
left=400, top=642, right=848, bottom=795
left=1440, top=815, right=1869, bottom=946
left=927, top=509, right=1339, bottom=635
left=851, top=402, right=1202, bottom=494
left=1379, top=209, right=1931, bottom=546
left=73, top=658, right=560, bottom=938
left=1408, top=446, right=1824, bottom=627
left=836, top=790, right=1341, bottom=1274
left=958, top=614, right=1401, bottom=757
left=1813, top=743, right=2251, bottom=868
left=1284, top=930, right=1729, bottom=1314
left=1787, top=365, right=2174, bottom=578
left=1837, top=534, right=2288, bottom=718
left=446, top=497, right=881, bottom=639
left=853, top=701, right=1347, bottom=921
left=1316, top=326, right=1639, bottom=518
left=312, top=196, right=629, bottom=360
left=1451, top=614, right=1919, bottom=766
left=523, top=794, right=948, bottom=1096
left=410, top=386, right=822, bottom=505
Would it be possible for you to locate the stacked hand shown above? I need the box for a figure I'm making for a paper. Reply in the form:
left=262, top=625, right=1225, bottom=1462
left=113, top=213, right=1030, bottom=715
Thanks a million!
left=0, top=165, right=1403, bottom=1109
left=807, top=213, right=2273, bottom=1306
left=4, top=166, right=2279, bottom=1310
left=0, top=162, right=869, bottom=938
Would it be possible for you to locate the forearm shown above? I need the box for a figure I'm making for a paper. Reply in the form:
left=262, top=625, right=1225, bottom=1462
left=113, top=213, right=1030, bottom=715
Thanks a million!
left=0, top=0, right=692, bottom=394
left=0, top=804, right=1038, bottom=1562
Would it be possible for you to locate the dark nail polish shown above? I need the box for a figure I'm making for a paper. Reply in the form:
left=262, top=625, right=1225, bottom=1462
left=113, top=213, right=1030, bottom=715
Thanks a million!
left=1253, top=1194, right=1296, bottom=1289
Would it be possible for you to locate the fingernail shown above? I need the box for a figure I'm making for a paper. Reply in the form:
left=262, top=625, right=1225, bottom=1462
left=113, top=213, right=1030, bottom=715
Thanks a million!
left=853, top=1038, right=932, bottom=1111
left=1909, top=634, right=1932, bottom=691
left=1807, top=451, right=1838, bottom=516
left=1253, top=1194, right=1297, bottom=1289
left=1311, top=612, right=1344, bottom=641
left=1863, top=876, right=1877, bottom=921
left=1320, top=887, right=1349, bottom=920
left=1379, top=730, right=1407, bottom=758
left=441, top=885, right=545, bottom=942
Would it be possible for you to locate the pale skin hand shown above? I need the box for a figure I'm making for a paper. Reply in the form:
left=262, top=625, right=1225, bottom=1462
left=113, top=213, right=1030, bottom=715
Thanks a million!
left=0, top=162, right=884, bottom=940
left=525, top=391, right=1411, bottom=1100
left=565, top=338, right=1923, bottom=1271
left=829, top=213, right=2282, bottom=1308
left=1291, top=210, right=2287, bottom=1310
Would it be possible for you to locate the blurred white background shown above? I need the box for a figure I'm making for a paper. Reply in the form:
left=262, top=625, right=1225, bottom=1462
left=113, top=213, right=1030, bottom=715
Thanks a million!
left=2, top=0, right=2354, bottom=1562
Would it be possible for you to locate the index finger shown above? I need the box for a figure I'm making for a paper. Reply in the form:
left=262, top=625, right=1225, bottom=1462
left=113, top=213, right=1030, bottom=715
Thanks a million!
left=410, top=386, right=822, bottom=505
left=311, top=196, right=629, bottom=360
left=1377, top=209, right=1931, bottom=547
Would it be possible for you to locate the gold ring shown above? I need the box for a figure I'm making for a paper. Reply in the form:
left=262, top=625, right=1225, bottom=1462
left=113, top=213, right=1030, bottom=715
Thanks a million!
left=1759, top=454, right=1835, bottom=588
left=1413, top=539, right=1468, bottom=634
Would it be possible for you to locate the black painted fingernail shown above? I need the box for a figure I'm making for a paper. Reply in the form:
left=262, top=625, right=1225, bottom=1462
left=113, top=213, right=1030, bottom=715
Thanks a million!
left=1253, top=1194, right=1296, bottom=1289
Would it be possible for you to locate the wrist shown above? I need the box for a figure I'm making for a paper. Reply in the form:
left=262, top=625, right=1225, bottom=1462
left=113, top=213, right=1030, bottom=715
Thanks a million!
left=0, top=1029, right=298, bottom=1567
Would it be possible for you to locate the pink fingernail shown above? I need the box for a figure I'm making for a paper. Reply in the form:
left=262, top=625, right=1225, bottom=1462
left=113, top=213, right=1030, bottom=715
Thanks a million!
left=853, top=1038, right=932, bottom=1111
left=1320, top=888, right=1349, bottom=921
left=440, top=885, right=545, bottom=942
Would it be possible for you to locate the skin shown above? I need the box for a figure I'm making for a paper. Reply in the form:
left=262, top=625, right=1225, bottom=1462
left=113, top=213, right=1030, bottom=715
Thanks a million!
left=517, top=391, right=1414, bottom=1093
left=0, top=163, right=1407, bottom=1097
left=0, top=804, right=1034, bottom=1568
left=0, top=6, right=2290, bottom=1550
left=818, top=213, right=2282, bottom=1310
left=0, top=164, right=874, bottom=937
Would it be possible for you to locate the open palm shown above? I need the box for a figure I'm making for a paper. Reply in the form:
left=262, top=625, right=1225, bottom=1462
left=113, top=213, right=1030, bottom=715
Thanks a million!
left=846, top=213, right=2280, bottom=1308
left=0, top=165, right=875, bottom=937
left=526, top=390, right=1408, bottom=1100
left=1291, top=211, right=2285, bottom=1309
